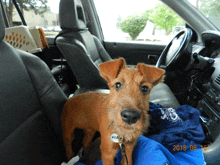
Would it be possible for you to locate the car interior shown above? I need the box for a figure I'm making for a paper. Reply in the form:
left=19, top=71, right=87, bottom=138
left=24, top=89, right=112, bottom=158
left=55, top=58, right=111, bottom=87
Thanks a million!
left=1, top=0, right=220, bottom=164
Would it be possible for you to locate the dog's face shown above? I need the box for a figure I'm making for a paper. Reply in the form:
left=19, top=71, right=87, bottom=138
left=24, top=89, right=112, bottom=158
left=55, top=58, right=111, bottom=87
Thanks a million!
left=99, top=58, right=164, bottom=140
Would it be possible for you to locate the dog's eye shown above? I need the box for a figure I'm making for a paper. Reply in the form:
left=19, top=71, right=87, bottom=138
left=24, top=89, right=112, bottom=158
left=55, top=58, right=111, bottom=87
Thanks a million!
left=141, top=85, right=148, bottom=94
left=115, top=82, right=122, bottom=90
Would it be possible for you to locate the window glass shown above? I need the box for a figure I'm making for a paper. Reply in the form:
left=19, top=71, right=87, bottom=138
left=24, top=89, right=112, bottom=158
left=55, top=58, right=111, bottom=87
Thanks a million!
left=188, top=0, right=220, bottom=30
left=93, top=0, right=185, bottom=44
left=4, top=0, right=60, bottom=36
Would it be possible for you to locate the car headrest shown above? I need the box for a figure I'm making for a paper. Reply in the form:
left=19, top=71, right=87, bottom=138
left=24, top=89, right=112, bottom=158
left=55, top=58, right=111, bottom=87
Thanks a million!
left=0, top=6, right=5, bottom=41
left=59, top=0, right=87, bottom=31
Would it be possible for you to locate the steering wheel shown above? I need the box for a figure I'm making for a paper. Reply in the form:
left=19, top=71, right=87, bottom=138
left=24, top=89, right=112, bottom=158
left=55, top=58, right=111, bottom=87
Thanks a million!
left=156, top=28, right=193, bottom=71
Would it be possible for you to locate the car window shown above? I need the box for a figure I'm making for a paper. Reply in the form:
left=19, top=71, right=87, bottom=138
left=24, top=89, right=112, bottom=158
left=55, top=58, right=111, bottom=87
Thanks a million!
left=4, top=0, right=60, bottom=36
left=188, top=0, right=220, bottom=30
left=93, top=0, right=186, bottom=44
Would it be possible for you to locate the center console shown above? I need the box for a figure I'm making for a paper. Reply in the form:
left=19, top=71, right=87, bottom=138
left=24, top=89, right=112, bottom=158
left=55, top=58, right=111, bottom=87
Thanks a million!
left=196, top=57, right=220, bottom=141
left=197, top=83, right=220, bottom=141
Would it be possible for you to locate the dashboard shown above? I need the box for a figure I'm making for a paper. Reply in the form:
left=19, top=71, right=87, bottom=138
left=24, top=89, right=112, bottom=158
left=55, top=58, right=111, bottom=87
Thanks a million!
left=191, top=31, right=220, bottom=142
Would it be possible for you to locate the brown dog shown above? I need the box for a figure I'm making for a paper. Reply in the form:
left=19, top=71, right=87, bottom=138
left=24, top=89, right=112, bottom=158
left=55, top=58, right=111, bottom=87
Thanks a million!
left=61, top=58, right=164, bottom=165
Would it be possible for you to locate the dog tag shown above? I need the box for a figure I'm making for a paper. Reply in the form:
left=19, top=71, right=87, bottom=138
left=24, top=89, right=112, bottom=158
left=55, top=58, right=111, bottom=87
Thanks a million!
left=111, top=133, right=123, bottom=143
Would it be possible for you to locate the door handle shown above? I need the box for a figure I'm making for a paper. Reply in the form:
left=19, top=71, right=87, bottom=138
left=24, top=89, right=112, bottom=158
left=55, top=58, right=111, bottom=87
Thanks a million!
left=148, top=55, right=158, bottom=60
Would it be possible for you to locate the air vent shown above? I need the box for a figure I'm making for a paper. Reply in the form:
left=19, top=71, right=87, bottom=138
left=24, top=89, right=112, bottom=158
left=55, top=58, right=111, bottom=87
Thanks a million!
left=215, top=74, right=220, bottom=85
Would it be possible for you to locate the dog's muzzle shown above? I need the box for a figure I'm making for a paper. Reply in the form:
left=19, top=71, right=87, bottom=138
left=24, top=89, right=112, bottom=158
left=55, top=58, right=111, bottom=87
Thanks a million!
left=121, top=109, right=141, bottom=124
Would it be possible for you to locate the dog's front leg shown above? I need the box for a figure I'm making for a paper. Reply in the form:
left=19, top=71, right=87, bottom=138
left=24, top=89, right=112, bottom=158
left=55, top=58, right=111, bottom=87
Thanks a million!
left=121, top=141, right=136, bottom=165
left=100, top=136, right=118, bottom=165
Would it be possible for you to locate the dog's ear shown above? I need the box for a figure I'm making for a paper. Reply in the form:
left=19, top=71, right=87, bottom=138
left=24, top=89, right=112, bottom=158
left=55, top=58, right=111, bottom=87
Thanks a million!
left=137, top=63, right=165, bottom=86
left=99, top=58, right=126, bottom=83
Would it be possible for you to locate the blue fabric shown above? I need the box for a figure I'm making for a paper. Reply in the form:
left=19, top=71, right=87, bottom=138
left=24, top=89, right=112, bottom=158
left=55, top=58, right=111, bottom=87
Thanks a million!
left=90, top=136, right=205, bottom=165
left=147, top=103, right=206, bottom=152
left=74, top=103, right=206, bottom=165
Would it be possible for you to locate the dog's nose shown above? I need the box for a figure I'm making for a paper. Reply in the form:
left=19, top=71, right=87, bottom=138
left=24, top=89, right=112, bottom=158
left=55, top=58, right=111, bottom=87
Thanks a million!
left=121, top=109, right=140, bottom=124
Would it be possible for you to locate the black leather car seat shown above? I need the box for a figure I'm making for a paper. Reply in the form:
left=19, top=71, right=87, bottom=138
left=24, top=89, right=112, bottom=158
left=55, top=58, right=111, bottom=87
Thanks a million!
left=0, top=6, right=67, bottom=165
left=56, top=0, right=110, bottom=89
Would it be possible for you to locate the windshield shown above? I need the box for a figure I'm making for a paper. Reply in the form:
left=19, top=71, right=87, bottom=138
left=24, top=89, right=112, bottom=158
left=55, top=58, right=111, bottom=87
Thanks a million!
left=188, top=0, right=220, bottom=30
left=3, top=0, right=220, bottom=36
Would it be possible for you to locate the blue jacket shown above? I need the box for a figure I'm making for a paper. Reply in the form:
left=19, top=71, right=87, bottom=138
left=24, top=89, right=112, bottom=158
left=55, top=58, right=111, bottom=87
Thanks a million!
left=75, top=103, right=206, bottom=165
left=75, top=136, right=205, bottom=165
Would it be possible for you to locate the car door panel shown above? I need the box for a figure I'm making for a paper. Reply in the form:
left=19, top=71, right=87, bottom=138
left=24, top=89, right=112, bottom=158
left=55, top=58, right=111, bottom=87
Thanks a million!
left=104, top=41, right=166, bottom=65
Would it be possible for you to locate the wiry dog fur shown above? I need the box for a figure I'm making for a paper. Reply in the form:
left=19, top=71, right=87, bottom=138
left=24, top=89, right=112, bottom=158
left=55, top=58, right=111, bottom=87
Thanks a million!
left=61, top=58, right=165, bottom=165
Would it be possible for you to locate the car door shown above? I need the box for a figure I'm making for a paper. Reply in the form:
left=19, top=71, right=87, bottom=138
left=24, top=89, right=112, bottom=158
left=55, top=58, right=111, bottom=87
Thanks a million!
left=91, top=0, right=185, bottom=65
left=103, top=41, right=166, bottom=65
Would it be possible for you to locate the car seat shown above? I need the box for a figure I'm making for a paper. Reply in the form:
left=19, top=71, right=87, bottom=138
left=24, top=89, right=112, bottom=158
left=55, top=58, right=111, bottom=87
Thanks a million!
left=0, top=6, right=67, bottom=165
left=56, top=0, right=180, bottom=108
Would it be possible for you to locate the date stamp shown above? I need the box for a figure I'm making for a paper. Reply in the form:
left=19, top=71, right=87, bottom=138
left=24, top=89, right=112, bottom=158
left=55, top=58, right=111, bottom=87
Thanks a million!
left=173, top=145, right=207, bottom=152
